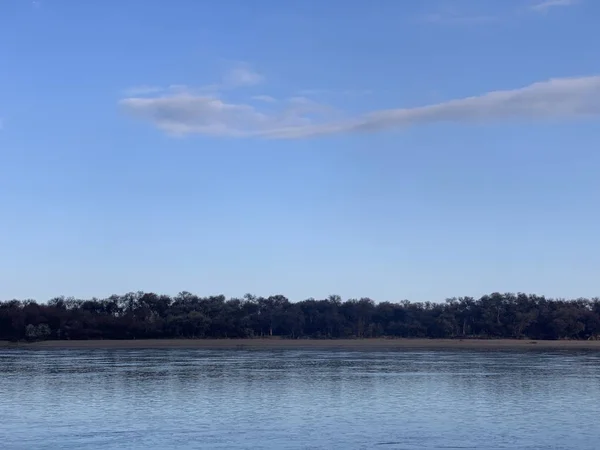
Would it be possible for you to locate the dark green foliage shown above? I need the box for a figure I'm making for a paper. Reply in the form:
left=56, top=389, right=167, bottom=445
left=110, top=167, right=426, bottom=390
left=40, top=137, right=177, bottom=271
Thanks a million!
left=1, top=292, right=599, bottom=341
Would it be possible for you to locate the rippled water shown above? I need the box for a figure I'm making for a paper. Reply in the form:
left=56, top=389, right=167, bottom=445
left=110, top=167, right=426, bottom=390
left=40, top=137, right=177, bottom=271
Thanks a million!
left=1, top=349, right=599, bottom=449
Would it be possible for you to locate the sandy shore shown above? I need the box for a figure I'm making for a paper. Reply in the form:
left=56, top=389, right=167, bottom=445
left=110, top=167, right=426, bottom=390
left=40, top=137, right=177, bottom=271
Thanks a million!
left=2, top=338, right=600, bottom=350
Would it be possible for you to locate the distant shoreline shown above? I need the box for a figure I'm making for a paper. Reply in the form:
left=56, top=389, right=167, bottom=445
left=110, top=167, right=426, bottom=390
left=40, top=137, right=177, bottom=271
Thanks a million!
left=2, top=338, right=600, bottom=350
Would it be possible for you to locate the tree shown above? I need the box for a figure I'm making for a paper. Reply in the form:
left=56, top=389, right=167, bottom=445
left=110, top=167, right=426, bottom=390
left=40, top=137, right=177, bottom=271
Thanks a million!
left=2, top=291, right=600, bottom=341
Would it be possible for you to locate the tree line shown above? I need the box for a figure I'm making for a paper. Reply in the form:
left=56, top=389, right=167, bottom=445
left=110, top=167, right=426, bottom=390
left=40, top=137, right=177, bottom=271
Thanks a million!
left=1, top=292, right=600, bottom=342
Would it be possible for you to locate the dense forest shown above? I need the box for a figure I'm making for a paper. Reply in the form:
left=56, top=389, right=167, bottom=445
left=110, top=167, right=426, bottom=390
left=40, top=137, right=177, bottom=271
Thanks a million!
left=1, top=292, right=600, bottom=342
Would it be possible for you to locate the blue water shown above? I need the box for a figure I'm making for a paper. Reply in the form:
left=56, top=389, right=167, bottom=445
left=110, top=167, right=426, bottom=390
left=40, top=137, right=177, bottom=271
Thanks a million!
left=1, top=349, right=599, bottom=449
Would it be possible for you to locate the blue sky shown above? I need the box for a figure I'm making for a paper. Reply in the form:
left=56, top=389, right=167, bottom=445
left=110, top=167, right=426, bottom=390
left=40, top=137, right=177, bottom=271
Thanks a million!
left=1, top=0, right=600, bottom=302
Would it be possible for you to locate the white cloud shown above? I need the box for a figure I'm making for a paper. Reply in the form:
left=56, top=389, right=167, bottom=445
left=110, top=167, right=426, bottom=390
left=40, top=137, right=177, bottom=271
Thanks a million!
left=222, top=65, right=264, bottom=88
left=530, top=0, right=579, bottom=12
left=120, top=92, right=331, bottom=138
left=345, top=76, right=600, bottom=133
left=120, top=75, right=600, bottom=139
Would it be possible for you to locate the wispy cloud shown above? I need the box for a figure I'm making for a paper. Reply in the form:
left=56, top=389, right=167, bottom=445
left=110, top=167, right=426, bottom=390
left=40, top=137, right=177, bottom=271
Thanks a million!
left=418, top=3, right=499, bottom=25
left=120, top=86, right=338, bottom=138
left=421, top=12, right=497, bottom=24
left=123, top=85, right=164, bottom=96
left=297, top=88, right=373, bottom=97
left=120, top=72, right=600, bottom=139
left=423, top=0, right=580, bottom=23
left=222, top=64, right=264, bottom=88
left=124, top=64, right=263, bottom=98
left=251, top=95, right=277, bottom=103
left=530, top=0, right=579, bottom=12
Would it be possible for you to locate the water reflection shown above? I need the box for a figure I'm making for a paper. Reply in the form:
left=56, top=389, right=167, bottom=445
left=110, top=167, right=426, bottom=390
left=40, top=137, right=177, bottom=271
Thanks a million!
left=0, top=349, right=599, bottom=449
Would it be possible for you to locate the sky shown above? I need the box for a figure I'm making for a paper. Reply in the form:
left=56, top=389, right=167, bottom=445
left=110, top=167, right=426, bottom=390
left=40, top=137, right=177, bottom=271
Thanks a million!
left=1, top=0, right=600, bottom=303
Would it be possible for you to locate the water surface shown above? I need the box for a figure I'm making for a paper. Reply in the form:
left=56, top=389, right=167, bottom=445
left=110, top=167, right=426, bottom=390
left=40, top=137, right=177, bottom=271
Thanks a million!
left=1, top=349, right=598, bottom=449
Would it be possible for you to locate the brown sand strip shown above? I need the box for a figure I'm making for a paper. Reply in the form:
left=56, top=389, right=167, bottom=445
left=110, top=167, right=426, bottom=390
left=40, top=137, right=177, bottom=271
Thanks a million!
left=2, top=338, right=600, bottom=350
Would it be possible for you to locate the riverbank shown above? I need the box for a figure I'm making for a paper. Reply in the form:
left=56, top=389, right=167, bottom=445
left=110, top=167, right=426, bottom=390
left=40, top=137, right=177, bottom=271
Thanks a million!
left=2, top=338, right=600, bottom=350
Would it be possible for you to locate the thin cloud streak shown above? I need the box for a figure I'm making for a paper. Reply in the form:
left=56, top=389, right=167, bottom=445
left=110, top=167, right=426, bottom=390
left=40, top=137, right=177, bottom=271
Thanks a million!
left=252, top=95, right=277, bottom=103
left=124, top=64, right=263, bottom=98
left=423, top=0, right=579, bottom=24
left=530, top=0, right=579, bottom=12
left=422, top=13, right=497, bottom=24
left=297, top=88, right=373, bottom=96
left=120, top=75, right=600, bottom=139
left=123, top=85, right=164, bottom=96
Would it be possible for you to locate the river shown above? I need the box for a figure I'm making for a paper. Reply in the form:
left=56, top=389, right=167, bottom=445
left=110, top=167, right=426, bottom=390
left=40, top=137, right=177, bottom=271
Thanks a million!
left=1, top=349, right=598, bottom=449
